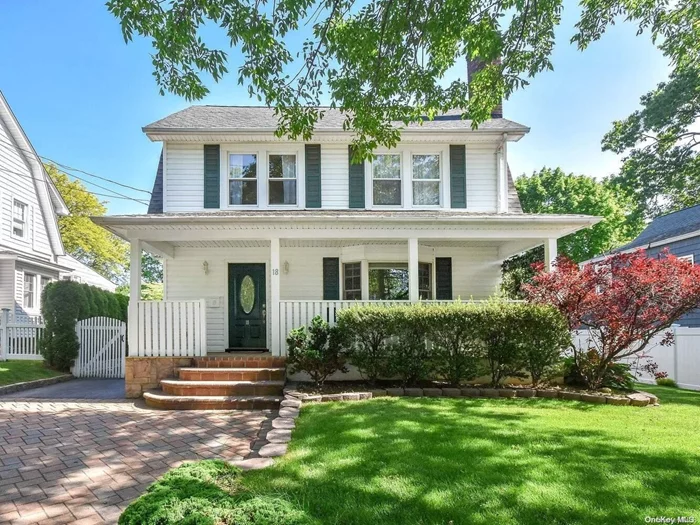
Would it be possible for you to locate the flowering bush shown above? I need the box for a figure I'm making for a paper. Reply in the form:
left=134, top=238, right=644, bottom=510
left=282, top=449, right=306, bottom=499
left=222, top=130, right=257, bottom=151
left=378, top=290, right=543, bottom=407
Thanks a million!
left=524, top=249, right=700, bottom=390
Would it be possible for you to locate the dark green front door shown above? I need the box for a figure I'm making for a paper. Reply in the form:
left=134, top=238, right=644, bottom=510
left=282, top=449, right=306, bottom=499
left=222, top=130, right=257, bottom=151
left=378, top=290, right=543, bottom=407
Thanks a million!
left=228, top=263, right=266, bottom=349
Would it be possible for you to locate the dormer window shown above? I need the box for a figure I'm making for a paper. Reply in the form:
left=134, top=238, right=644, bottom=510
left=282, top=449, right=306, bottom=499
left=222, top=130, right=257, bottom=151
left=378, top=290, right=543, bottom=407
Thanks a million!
left=229, top=154, right=258, bottom=205
left=372, top=154, right=401, bottom=206
left=12, top=199, right=27, bottom=239
left=268, top=154, right=297, bottom=205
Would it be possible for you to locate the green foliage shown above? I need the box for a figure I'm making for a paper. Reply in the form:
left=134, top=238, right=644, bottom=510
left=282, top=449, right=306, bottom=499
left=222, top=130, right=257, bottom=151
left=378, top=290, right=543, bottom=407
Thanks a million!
left=478, top=302, right=529, bottom=387
left=286, top=316, right=348, bottom=386
left=0, top=360, right=65, bottom=386
left=40, top=280, right=128, bottom=372
left=141, top=252, right=163, bottom=283
left=107, top=0, right=694, bottom=159
left=337, top=305, right=396, bottom=383
left=119, top=460, right=309, bottom=525
left=385, top=308, right=433, bottom=387
left=562, top=354, right=636, bottom=391
left=47, top=164, right=128, bottom=284
left=656, top=377, right=678, bottom=388
left=518, top=305, right=571, bottom=386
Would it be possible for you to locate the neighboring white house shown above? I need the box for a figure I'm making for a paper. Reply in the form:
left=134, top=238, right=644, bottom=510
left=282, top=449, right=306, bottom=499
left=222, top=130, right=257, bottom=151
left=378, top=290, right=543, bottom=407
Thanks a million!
left=0, top=91, right=116, bottom=320
left=94, top=87, right=600, bottom=358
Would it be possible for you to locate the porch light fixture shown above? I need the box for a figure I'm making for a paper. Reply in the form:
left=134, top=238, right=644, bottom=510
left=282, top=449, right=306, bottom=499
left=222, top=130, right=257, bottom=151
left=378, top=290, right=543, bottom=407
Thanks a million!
left=283, top=260, right=290, bottom=274
left=202, top=261, right=209, bottom=275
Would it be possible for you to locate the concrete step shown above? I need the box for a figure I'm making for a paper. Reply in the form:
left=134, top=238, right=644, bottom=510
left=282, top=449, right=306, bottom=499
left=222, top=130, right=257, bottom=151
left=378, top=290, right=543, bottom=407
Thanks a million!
left=178, top=367, right=286, bottom=382
left=143, top=390, right=282, bottom=410
left=194, top=356, right=286, bottom=369
left=161, top=379, right=285, bottom=397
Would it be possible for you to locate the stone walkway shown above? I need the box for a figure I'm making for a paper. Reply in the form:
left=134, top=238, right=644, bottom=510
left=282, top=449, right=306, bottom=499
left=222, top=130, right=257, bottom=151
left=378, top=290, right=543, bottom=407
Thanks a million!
left=0, top=400, right=272, bottom=524
left=2, top=379, right=126, bottom=400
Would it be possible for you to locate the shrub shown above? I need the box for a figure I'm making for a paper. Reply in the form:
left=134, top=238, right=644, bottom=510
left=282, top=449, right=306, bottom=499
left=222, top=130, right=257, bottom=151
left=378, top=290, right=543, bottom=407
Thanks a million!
left=422, top=303, right=481, bottom=386
left=477, top=302, right=529, bottom=387
left=385, top=307, right=435, bottom=386
left=40, top=280, right=128, bottom=372
left=286, top=316, right=347, bottom=386
left=337, top=305, right=396, bottom=383
left=656, top=377, right=678, bottom=387
left=517, top=305, right=570, bottom=386
left=562, top=353, right=636, bottom=390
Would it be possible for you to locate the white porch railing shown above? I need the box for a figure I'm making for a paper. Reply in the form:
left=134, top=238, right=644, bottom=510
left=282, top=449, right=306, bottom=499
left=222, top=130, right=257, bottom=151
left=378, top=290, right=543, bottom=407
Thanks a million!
left=277, top=300, right=455, bottom=355
left=134, top=300, right=207, bottom=357
left=0, top=309, right=45, bottom=361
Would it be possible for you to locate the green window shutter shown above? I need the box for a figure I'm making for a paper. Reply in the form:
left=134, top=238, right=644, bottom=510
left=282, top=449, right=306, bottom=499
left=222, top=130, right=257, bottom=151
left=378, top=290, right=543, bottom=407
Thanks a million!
left=435, top=257, right=453, bottom=300
left=323, top=258, right=340, bottom=300
left=203, top=144, right=221, bottom=209
left=449, top=145, right=466, bottom=209
left=305, top=144, right=322, bottom=208
left=348, top=146, right=365, bottom=209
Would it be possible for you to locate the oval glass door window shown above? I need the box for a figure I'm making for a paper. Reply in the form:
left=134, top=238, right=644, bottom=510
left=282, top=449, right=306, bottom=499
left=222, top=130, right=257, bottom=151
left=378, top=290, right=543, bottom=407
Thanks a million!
left=240, top=275, right=255, bottom=314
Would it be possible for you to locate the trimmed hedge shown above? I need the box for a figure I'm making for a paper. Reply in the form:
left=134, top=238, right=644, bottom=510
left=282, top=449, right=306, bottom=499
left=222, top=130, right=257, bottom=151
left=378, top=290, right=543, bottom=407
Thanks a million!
left=334, top=301, right=570, bottom=387
left=39, top=280, right=128, bottom=372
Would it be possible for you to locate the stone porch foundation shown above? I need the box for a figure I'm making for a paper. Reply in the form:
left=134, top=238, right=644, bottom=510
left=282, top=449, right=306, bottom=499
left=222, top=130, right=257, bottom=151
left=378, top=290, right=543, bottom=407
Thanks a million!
left=125, top=357, right=193, bottom=398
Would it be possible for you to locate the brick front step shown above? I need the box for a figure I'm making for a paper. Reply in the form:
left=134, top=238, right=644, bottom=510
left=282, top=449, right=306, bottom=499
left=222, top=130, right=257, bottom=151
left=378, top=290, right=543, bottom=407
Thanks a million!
left=194, top=356, right=287, bottom=369
left=178, top=367, right=287, bottom=382
left=161, top=379, right=285, bottom=397
left=143, top=390, right=282, bottom=410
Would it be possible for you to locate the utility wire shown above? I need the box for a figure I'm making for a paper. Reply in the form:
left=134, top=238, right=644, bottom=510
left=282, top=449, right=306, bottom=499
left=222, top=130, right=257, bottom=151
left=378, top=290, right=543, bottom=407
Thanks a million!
left=0, top=135, right=153, bottom=195
left=0, top=165, right=149, bottom=206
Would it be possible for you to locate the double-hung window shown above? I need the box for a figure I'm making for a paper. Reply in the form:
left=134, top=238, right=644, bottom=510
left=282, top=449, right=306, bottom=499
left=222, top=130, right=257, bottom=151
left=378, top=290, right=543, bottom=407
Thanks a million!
left=372, top=154, right=401, bottom=206
left=23, top=273, right=35, bottom=309
left=13, top=199, right=27, bottom=239
left=344, top=263, right=362, bottom=300
left=369, top=263, right=409, bottom=300
left=268, top=154, right=297, bottom=205
left=419, top=262, right=432, bottom=299
left=229, top=154, right=258, bottom=205
left=412, top=154, right=441, bottom=206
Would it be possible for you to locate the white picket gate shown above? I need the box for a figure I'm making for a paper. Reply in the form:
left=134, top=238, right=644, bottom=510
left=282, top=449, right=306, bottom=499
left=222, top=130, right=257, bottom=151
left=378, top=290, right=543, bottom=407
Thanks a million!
left=74, top=317, right=126, bottom=378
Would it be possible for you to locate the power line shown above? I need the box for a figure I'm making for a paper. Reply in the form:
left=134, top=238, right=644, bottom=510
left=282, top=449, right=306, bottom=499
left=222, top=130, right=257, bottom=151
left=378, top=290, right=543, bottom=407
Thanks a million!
left=0, top=135, right=153, bottom=195
left=0, top=165, right=149, bottom=206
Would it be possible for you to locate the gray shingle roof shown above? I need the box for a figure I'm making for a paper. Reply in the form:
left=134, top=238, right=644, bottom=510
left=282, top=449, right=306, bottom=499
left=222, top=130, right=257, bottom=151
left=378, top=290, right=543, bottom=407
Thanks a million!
left=143, top=106, right=529, bottom=133
left=147, top=150, right=163, bottom=214
left=615, top=204, right=700, bottom=252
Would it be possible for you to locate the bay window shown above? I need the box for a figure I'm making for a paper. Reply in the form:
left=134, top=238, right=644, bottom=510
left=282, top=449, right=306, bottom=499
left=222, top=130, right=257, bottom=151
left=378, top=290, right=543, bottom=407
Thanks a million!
left=372, top=154, right=401, bottom=206
left=229, top=154, right=258, bottom=205
left=344, top=262, right=361, bottom=300
left=268, top=154, right=297, bottom=205
left=412, top=154, right=441, bottom=205
left=23, top=273, right=35, bottom=309
left=369, top=263, right=409, bottom=300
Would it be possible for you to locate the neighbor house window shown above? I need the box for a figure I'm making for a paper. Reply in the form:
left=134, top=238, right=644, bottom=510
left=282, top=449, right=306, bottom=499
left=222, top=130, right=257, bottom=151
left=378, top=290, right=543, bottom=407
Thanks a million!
left=412, top=154, right=440, bottom=205
left=268, top=154, right=297, bottom=205
left=23, top=273, right=35, bottom=309
left=372, top=154, right=401, bottom=206
left=369, top=263, right=409, bottom=300
left=344, top=263, right=362, bottom=300
left=13, top=200, right=27, bottom=239
left=678, top=254, right=695, bottom=264
left=229, top=154, right=258, bottom=205
left=419, top=262, right=432, bottom=299
left=39, top=276, right=50, bottom=305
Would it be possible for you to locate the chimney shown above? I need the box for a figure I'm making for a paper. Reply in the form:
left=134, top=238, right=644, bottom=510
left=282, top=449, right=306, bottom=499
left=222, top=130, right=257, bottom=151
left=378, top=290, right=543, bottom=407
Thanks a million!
left=467, top=57, right=503, bottom=119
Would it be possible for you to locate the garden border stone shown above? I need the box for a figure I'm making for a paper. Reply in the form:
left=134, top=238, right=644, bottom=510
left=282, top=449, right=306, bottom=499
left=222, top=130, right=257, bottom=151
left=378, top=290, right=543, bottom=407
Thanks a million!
left=0, top=374, right=73, bottom=396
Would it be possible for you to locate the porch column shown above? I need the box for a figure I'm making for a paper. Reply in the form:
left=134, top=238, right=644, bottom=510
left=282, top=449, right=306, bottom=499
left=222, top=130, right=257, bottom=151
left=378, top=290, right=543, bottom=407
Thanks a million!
left=128, top=238, right=142, bottom=354
left=544, top=238, right=557, bottom=272
left=360, top=260, right=369, bottom=300
left=408, top=238, right=419, bottom=302
left=270, top=238, right=281, bottom=356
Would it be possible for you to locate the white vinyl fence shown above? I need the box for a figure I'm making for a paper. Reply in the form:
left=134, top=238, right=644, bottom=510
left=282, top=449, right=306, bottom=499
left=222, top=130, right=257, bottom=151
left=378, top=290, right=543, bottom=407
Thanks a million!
left=74, top=317, right=126, bottom=378
left=572, top=327, right=700, bottom=391
left=0, top=309, right=44, bottom=360
left=134, top=300, right=207, bottom=357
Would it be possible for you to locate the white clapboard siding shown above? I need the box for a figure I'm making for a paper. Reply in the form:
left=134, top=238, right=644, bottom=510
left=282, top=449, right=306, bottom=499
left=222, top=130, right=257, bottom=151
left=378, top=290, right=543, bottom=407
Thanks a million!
left=74, top=317, right=126, bottom=378
left=135, top=300, right=207, bottom=357
left=466, top=144, right=498, bottom=212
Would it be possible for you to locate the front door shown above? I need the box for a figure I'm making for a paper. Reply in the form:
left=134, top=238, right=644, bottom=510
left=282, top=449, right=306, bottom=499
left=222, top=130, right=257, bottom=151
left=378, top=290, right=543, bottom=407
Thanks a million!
left=228, top=263, right=266, bottom=349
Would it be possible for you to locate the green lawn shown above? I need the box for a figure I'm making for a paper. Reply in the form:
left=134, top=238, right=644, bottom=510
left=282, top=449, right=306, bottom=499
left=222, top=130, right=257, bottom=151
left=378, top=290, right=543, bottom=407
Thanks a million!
left=0, top=360, right=65, bottom=386
left=123, top=386, right=700, bottom=525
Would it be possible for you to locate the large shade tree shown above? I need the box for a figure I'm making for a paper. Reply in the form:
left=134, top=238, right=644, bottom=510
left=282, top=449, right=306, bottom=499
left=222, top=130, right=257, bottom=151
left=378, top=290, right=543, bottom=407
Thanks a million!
left=107, top=0, right=697, bottom=158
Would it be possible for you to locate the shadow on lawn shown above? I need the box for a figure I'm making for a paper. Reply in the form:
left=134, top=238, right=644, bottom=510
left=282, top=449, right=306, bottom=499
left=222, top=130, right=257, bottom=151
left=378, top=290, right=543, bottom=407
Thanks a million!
left=244, top=396, right=700, bottom=525
left=641, top=384, right=700, bottom=407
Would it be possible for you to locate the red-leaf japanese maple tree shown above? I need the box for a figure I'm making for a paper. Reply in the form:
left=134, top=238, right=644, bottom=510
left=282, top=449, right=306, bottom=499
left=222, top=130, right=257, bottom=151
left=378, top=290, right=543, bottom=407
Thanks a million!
left=523, top=249, right=700, bottom=389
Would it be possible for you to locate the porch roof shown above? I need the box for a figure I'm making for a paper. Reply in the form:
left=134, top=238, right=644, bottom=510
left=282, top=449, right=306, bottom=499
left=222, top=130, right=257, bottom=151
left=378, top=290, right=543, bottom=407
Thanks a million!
left=93, top=210, right=599, bottom=260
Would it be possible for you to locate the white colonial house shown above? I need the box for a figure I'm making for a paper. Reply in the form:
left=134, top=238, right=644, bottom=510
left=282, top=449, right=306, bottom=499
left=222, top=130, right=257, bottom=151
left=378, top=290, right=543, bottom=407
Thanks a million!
left=94, top=105, right=599, bottom=364
left=0, top=91, right=116, bottom=322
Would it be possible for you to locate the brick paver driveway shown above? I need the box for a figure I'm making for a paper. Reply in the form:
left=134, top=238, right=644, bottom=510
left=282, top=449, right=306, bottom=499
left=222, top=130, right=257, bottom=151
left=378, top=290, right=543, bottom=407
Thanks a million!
left=0, top=400, right=271, bottom=524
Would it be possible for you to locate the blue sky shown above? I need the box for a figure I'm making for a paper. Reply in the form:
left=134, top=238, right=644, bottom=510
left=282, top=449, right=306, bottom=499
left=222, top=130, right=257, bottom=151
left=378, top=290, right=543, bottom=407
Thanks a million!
left=0, top=1, right=670, bottom=215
